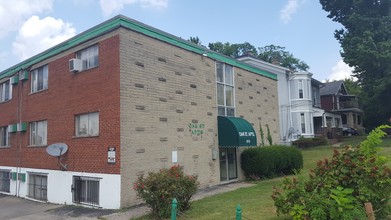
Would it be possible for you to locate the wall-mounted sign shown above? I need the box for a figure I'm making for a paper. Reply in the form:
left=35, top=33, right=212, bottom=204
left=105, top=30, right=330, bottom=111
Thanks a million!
left=238, top=132, right=255, bottom=137
left=108, top=147, right=116, bottom=164
left=188, top=123, right=205, bottom=136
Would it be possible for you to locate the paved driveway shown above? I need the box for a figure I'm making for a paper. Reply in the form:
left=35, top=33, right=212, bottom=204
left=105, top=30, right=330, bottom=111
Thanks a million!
left=0, top=194, right=61, bottom=220
left=0, top=194, right=114, bottom=220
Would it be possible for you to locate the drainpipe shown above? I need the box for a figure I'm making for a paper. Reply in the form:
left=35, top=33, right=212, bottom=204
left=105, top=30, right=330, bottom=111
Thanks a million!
left=15, top=69, right=26, bottom=197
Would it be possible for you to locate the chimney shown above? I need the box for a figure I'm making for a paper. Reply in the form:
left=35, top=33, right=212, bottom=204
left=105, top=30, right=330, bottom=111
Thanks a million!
left=271, top=58, right=280, bottom=66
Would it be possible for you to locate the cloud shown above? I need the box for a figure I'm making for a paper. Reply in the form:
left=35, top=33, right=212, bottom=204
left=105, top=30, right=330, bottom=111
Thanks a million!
left=100, top=0, right=168, bottom=17
left=0, top=0, right=53, bottom=38
left=326, top=60, right=354, bottom=81
left=12, top=16, right=76, bottom=61
left=280, top=0, right=305, bottom=23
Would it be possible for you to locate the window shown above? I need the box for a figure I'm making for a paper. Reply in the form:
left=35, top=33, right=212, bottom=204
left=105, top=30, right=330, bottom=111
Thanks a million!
left=298, top=80, right=304, bottom=99
left=28, top=173, right=47, bottom=201
left=73, top=176, right=100, bottom=206
left=0, top=80, right=12, bottom=102
left=300, top=113, right=306, bottom=133
left=0, top=171, right=10, bottom=193
left=30, top=120, right=47, bottom=146
left=31, top=65, right=48, bottom=93
left=75, top=112, right=99, bottom=137
left=216, top=62, right=235, bottom=116
left=0, top=126, right=9, bottom=147
left=76, top=45, right=99, bottom=70
left=335, top=118, right=341, bottom=128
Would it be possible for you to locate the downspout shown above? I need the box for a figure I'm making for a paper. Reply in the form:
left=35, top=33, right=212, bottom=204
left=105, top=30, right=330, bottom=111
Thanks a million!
left=15, top=69, right=27, bottom=197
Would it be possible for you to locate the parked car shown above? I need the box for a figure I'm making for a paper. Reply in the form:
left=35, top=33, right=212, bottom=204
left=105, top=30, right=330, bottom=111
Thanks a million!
left=342, top=127, right=359, bottom=136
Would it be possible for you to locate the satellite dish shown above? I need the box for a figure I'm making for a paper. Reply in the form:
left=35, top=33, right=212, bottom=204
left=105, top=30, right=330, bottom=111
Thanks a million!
left=46, top=143, right=68, bottom=157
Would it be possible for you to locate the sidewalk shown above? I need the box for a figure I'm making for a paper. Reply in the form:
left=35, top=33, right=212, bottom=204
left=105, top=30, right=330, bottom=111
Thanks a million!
left=0, top=181, right=255, bottom=220
left=102, top=181, right=255, bottom=220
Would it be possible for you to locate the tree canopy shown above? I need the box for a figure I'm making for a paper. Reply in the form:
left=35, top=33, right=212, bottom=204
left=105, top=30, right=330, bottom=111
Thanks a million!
left=208, top=42, right=309, bottom=71
left=320, top=0, right=391, bottom=129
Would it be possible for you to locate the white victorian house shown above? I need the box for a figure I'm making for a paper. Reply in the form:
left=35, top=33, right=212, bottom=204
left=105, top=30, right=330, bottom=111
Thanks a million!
left=237, top=54, right=342, bottom=144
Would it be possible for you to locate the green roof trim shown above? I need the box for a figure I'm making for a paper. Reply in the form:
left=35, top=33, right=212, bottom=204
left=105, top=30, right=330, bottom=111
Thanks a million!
left=218, top=116, right=257, bottom=147
left=1, top=15, right=277, bottom=81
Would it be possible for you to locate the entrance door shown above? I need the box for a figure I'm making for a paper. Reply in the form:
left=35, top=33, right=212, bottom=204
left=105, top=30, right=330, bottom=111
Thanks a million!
left=219, top=148, right=237, bottom=181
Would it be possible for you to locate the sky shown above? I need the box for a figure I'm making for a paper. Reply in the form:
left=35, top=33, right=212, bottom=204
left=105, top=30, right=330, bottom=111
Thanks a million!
left=0, top=0, right=354, bottom=82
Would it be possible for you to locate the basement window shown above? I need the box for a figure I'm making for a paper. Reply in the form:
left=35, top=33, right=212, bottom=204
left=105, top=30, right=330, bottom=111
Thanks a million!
left=28, top=173, right=47, bottom=201
left=72, top=176, right=100, bottom=206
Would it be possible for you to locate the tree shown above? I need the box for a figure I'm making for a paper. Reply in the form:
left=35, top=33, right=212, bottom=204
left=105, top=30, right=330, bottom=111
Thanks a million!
left=188, top=36, right=202, bottom=45
left=208, top=41, right=257, bottom=58
left=208, top=42, right=309, bottom=71
left=343, top=77, right=361, bottom=96
left=257, top=45, right=309, bottom=71
left=320, top=0, right=391, bottom=130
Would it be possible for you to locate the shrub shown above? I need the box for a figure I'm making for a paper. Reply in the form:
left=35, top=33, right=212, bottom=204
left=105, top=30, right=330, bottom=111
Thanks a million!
left=133, top=164, right=199, bottom=219
left=291, top=137, right=327, bottom=148
left=241, top=145, right=303, bottom=179
left=272, top=125, right=391, bottom=219
left=266, top=124, right=273, bottom=146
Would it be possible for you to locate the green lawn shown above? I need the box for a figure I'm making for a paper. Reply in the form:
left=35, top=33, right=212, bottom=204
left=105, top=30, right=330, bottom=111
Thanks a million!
left=134, top=136, right=391, bottom=220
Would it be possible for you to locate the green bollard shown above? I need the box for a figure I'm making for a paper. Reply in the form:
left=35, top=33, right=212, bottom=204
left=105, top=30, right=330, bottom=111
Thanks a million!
left=236, top=204, right=242, bottom=220
left=171, top=198, right=177, bottom=220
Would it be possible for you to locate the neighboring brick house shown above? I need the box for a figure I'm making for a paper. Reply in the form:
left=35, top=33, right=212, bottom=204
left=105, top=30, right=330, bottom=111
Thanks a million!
left=0, top=15, right=279, bottom=208
left=320, top=80, right=364, bottom=133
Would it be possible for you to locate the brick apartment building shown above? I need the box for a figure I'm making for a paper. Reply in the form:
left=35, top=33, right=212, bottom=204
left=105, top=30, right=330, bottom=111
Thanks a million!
left=0, top=15, right=279, bottom=208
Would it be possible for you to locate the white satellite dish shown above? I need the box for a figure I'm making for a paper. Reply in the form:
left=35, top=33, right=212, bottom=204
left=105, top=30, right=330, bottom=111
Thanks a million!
left=46, top=143, right=68, bottom=157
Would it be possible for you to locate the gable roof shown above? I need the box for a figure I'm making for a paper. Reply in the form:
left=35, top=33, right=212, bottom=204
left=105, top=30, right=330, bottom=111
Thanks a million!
left=320, top=80, right=348, bottom=95
left=0, top=15, right=277, bottom=81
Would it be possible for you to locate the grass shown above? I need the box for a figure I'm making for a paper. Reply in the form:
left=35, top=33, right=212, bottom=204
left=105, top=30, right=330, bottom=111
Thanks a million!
left=133, top=136, right=391, bottom=220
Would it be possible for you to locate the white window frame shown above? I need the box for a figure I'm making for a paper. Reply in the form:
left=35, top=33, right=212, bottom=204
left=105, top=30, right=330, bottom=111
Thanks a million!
left=30, top=120, right=47, bottom=146
left=0, top=80, right=12, bottom=102
left=216, top=62, right=235, bottom=117
left=0, top=126, right=9, bottom=147
left=31, top=65, right=48, bottom=93
left=298, top=80, right=304, bottom=99
left=76, top=45, right=99, bottom=71
left=75, top=112, right=99, bottom=137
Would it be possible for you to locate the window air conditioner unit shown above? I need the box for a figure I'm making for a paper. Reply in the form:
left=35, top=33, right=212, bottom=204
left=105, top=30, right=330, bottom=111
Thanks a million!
left=19, top=70, right=29, bottom=81
left=17, top=122, right=27, bottom=132
left=8, top=124, right=18, bottom=133
left=69, top=58, right=82, bottom=72
left=10, top=75, right=19, bottom=84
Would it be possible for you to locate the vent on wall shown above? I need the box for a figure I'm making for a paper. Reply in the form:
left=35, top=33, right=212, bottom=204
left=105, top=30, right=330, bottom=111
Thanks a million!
left=69, top=58, right=82, bottom=72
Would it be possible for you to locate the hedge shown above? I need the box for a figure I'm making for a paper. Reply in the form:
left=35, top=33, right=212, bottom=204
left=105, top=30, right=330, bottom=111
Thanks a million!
left=291, top=137, right=327, bottom=148
left=241, top=145, right=303, bottom=179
